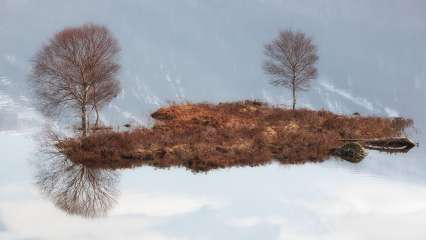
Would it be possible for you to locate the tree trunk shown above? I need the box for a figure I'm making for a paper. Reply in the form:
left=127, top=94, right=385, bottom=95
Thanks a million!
left=81, top=105, right=88, bottom=137
left=94, top=104, right=100, bottom=128
left=292, top=85, right=296, bottom=111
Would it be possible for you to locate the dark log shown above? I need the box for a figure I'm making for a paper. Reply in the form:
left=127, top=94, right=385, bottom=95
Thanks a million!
left=339, top=137, right=415, bottom=153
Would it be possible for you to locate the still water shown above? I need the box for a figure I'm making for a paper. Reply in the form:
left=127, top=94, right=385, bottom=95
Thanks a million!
left=1, top=130, right=426, bottom=240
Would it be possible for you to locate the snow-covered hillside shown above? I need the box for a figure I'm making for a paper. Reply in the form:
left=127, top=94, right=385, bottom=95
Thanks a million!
left=0, top=68, right=41, bottom=131
left=1, top=0, right=425, bottom=129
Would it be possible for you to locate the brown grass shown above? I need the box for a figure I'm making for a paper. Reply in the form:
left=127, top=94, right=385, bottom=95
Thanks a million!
left=57, top=100, right=413, bottom=172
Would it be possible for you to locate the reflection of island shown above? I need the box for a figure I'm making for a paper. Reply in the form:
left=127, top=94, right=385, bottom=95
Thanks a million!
left=56, top=101, right=413, bottom=172
left=35, top=155, right=120, bottom=218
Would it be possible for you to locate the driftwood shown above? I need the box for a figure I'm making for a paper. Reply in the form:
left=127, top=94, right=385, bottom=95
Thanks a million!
left=339, top=137, right=415, bottom=153
left=333, top=137, right=415, bottom=163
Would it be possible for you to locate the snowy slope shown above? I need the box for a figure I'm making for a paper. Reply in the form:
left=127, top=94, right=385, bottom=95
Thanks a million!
left=0, top=82, right=41, bottom=130
left=0, top=55, right=41, bottom=130
left=1, top=0, right=425, bottom=129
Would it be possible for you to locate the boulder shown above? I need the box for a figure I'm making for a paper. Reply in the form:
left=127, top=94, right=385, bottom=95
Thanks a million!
left=333, top=142, right=367, bottom=163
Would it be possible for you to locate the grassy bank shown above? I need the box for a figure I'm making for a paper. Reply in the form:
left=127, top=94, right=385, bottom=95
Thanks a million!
left=57, top=100, right=413, bottom=172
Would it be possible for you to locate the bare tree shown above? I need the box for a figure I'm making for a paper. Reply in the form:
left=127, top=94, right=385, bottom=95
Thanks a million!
left=90, top=75, right=120, bottom=129
left=30, top=23, right=121, bottom=136
left=35, top=129, right=119, bottom=218
left=263, top=30, right=318, bottom=110
left=36, top=157, right=120, bottom=218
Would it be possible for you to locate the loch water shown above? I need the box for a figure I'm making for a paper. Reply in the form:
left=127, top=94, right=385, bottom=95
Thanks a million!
left=1, top=129, right=425, bottom=240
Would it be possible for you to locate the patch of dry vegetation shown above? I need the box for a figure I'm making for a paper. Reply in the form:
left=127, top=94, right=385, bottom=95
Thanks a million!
left=58, top=100, right=413, bottom=172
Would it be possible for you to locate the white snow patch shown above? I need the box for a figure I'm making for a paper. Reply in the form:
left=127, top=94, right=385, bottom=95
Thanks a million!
left=0, top=94, right=14, bottom=108
left=261, top=88, right=289, bottom=106
left=108, top=104, right=146, bottom=126
left=384, top=107, right=399, bottom=117
left=0, top=75, right=11, bottom=86
left=3, top=54, right=17, bottom=64
left=132, top=77, right=164, bottom=106
left=19, top=95, right=30, bottom=103
left=319, top=81, right=375, bottom=112
left=165, top=73, right=185, bottom=101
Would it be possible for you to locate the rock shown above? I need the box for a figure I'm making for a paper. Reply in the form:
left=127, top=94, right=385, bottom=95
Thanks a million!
left=333, top=142, right=367, bottom=163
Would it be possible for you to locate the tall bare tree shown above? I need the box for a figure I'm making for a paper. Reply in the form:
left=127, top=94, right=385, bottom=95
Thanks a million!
left=31, top=23, right=121, bottom=136
left=263, top=30, right=318, bottom=110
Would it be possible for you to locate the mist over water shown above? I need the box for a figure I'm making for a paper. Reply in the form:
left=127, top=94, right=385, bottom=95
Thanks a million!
left=1, top=0, right=426, bottom=239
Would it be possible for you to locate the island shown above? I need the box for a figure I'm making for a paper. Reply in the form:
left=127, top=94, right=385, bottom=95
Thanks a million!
left=54, top=100, right=414, bottom=172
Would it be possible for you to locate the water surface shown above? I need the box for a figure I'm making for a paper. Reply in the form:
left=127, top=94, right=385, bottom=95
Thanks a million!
left=1, top=130, right=425, bottom=240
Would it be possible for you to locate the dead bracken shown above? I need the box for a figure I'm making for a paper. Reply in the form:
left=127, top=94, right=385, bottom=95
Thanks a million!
left=57, top=100, right=413, bottom=172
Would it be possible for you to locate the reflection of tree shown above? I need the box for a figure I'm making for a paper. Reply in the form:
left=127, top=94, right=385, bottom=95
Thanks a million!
left=35, top=144, right=120, bottom=218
